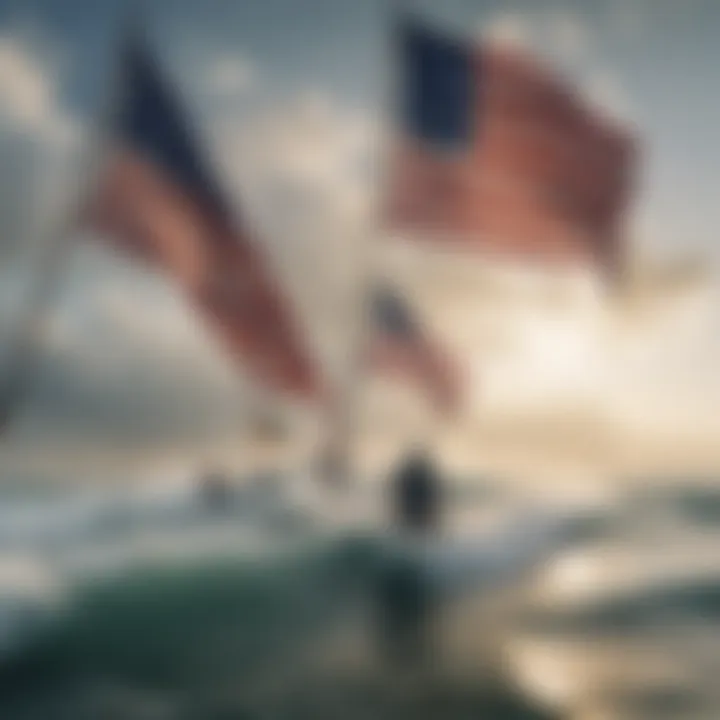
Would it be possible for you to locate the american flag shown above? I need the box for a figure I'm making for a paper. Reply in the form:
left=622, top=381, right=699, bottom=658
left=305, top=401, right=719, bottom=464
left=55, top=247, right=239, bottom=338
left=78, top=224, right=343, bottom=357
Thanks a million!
left=88, top=31, right=320, bottom=399
left=369, top=284, right=458, bottom=412
left=386, top=17, right=636, bottom=275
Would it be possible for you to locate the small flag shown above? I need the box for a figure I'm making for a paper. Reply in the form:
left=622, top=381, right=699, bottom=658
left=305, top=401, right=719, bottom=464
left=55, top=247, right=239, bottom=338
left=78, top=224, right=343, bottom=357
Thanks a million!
left=368, top=284, right=458, bottom=412
left=87, top=31, right=320, bottom=399
left=386, top=17, right=636, bottom=274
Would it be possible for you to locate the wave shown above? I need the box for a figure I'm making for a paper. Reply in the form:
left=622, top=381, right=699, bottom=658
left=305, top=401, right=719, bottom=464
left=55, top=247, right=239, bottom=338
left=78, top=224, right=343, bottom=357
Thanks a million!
left=0, top=475, right=615, bottom=719
left=0, top=534, right=562, bottom=719
left=626, top=479, right=720, bottom=530
left=523, top=569, right=720, bottom=642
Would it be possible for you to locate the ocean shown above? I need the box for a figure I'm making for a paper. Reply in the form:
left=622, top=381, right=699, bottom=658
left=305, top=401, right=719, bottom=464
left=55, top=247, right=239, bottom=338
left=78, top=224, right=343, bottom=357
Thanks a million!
left=0, top=472, right=717, bottom=720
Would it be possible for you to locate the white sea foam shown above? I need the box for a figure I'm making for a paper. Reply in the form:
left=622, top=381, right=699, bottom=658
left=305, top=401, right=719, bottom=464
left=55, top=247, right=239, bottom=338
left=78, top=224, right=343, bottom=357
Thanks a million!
left=0, top=471, right=614, bottom=664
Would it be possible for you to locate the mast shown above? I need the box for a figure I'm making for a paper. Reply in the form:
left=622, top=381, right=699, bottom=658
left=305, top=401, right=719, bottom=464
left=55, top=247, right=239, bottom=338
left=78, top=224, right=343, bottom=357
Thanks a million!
left=315, top=1, right=406, bottom=487
left=316, top=232, right=371, bottom=487
left=0, top=12, right=131, bottom=436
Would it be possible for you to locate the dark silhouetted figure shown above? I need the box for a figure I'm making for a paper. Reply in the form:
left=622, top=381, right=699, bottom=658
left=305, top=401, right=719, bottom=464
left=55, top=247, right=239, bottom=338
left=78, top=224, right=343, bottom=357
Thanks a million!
left=376, top=550, right=434, bottom=667
left=392, top=450, right=442, bottom=534
left=375, top=450, right=443, bottom=667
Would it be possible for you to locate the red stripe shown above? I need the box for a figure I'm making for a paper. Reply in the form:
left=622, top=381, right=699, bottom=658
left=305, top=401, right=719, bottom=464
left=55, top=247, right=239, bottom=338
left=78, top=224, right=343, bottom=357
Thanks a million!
left=369, top=332, right=460, bottom=414
left=89, top=151, right=320, bottom=399
left=387, top=44, right=636, bottom=273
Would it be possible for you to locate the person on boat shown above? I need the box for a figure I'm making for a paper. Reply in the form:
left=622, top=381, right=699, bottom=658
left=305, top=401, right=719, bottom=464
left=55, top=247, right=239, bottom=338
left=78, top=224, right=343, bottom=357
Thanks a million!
left=374, top=447, right=444, bottom=667
left=391, top=447, right=443, bottom=534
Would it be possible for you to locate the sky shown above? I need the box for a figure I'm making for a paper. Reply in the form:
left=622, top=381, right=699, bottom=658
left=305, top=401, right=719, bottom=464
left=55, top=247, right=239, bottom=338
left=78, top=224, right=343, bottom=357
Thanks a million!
left=0, top=0, right=719, bottom=484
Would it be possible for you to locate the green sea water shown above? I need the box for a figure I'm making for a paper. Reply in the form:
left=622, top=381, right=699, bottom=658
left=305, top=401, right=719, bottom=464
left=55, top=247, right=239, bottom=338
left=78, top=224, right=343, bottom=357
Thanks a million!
left=1, top=476, right=720, bottom=719
left=0, top=536, right=556, bottom=720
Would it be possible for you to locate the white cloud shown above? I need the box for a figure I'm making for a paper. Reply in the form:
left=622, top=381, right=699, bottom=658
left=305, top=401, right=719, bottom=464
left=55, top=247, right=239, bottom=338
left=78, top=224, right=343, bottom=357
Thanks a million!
left=0, top=36, right=52, bottom=129
left=481, top=8, right=591, bottom=62
left=207, top=53, right=255, bottom=96
left=0, top=34, right=79, bottom=147
left=605, top=269, right=720, bottom=435
left=4, top=243, right=256, bottom=444
left=194, top=89, right=376, bottom=388
left=209, top=85, right=716, bottom=441
left=239, top=91, right=373, bottom=197
left=215, top=87, right=375, bottom=262
left=585, top=69, right=634, bottom=122
left=1, top=86, right=378, bottom=452
left=481, top=9, right=632, bottom=125
left=481, top=11, right=534, bottom=50
left=544, top=8, right=591, bottom=61
left=2, top=45, right=714, bottom=464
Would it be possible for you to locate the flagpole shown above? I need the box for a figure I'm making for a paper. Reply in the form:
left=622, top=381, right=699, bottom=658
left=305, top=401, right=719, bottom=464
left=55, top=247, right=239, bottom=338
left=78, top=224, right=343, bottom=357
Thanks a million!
left=0, top=216, right=73, bottom=433
left=0, top=14, right=130, bottom=437
left=316, top=1, right=405, bottom=488
left=315, top=231, right=370, bottom=487
left=0, top=139, right=107, bottom=439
